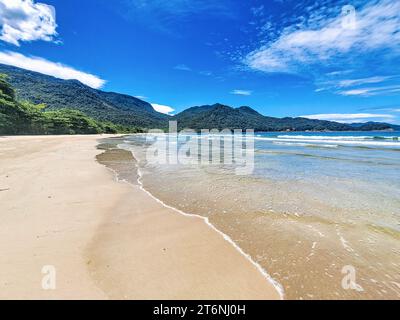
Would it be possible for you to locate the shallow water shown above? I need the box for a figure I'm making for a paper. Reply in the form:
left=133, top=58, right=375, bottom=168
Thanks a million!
left=120, top=132, right=400, bottom=299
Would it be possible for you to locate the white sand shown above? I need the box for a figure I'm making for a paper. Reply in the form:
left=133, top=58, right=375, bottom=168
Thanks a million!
left=0, top=135, right=280, bottom=300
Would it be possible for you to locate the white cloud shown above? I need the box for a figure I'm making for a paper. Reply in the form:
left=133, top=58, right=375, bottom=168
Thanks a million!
left=231, top=89, right=252, bottom=96
left=339, top=88, right=373, bottom=96
left=245, top=0, right=400, bottom=73
left=0, top=51, right=105, bottom=89
left=134, top=95, right=148, bottom=100
left=314, top=75, right=397, bottom=94
left=0, top=0, right=58, bottom=46
left=174, top=64, right=191, bottom=71
left=199, top=70, right=212, bottom=76
left=151, top=103, right=175, bottom=115
left=337, top=76, right=393, bottom=88
left=326, top=70, right=354, bottom=77
left=339, top=85, right=400, bottom=96
left=301, top=113, right=395, bottom=123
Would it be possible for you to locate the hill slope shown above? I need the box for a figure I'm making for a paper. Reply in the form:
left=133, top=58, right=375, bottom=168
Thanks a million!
left=350, top=121, right=400, bottom=131
left=0, top=64, right=169, bottom=129
left=173, top=104, right=393, bottom=132
left=0, top=75, right=135, bottom=135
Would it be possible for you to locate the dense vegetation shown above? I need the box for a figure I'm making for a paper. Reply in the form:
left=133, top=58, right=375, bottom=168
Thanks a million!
left=0, top=74, right=141, bottom=135
left=173, top=104, right=396, bottom=132
left=350, top=121, right=400, bottom=131
left=0, top=64, right=168, bottom=129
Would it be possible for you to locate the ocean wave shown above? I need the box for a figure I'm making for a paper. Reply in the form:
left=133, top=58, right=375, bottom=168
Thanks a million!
left=255, top=137, right=400, bottom=148
left=273, top=142, right=339, bottom=148
left=277, top=135, right=399, bottom=141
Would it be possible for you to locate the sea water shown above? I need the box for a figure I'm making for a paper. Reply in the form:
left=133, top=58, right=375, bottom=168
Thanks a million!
left=121, top=131, right=400, bottom=299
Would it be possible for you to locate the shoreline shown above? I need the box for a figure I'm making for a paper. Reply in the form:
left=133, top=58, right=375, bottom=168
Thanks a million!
left=115, top=143, right=284, bottom=299
left=0, top=135, right=280, bottom=300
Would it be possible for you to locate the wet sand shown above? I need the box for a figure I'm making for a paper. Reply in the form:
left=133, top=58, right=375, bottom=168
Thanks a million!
left=120, top=135, right=400, bottom=300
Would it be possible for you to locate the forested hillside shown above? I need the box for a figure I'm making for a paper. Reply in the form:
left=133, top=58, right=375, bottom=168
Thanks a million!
left=173, top=104, right=395, bottom=132
left=0, top=64, right=169, bottom=129
left=0, top=74, right=140, bottom=135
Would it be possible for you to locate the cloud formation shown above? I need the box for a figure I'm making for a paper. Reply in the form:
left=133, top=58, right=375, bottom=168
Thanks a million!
left=174, top=64, right=191, bottom=72
left=0, top=51, right=105, bottom=89
left=336, top=76, right=393, bottom=88
left=0, top=0, right=58, bottom=46
left=302, top=113, right=395, bottom=123
left=151, top=103, right=175, bottom=115
left=134, top=95, right=148, bottom=100
left=315, top=76, right=400, bottom=96
left=245, top=0, right=400, bottom=73
left=231, top=89, right=252, bottom=96
left=339, top=85, right=400, bottom=96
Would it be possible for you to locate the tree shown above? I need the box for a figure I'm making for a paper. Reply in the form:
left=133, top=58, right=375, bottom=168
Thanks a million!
left=0, top=74, right=142, bottom=135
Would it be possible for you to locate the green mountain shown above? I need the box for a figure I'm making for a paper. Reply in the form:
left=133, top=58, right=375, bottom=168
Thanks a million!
left=0, top=74, right=137, bottom=135
left=0, top=64, right=168, bottom=129
left=350, top=121, right=400, bottom=131
left=173, top=103, right=391, bottom=132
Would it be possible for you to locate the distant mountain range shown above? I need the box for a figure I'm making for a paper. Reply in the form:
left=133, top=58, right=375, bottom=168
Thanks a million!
left=349, top=121, right=400, bottom=131
left=174, top=105, right=400, bottom=131
left=173, top=104, right=350, bottom=131
left=1, top=63, right=399, bottom=132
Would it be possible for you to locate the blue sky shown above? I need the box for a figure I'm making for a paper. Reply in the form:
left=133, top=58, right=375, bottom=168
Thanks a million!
left=0, top=0, right=400, bottom=123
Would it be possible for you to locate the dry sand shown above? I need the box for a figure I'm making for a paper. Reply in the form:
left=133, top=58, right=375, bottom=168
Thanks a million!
left=0, top=135, right=280, bottom=300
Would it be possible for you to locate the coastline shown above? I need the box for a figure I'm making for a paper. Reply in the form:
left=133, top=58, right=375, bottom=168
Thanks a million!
left=119, top=132, right=400, bottom=299
left=120, top=143, right=284, bottom=299
left=0, top=135, right=280, bottom=300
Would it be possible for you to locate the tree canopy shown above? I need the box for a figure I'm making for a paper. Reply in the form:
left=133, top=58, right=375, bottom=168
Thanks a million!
left=0, top=74, right=142, bottom=135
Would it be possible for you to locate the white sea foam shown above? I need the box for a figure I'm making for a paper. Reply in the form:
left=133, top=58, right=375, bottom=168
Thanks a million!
left=273, top=141, right=339, bottom=148
left=255, top=137, right=400, bottom=148
left=126, top=134, right=400, bottom=148
left=116, top=143, right=285, bottom=299
left=277, top=135, right=399, bottom=141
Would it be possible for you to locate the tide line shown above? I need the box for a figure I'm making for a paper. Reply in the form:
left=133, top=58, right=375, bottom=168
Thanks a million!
left=117, top=143, right=285, bottom=300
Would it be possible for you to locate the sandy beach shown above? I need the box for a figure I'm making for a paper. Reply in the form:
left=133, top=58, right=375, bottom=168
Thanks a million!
left=0, top=135, right=280, bottom=300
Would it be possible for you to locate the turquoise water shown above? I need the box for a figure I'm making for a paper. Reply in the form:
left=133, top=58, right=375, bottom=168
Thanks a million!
left=254, top=132, right=400, bottom=179
left=251, top=132, right=400, bottom=221
left=121, top=131, right=400, bottom=299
